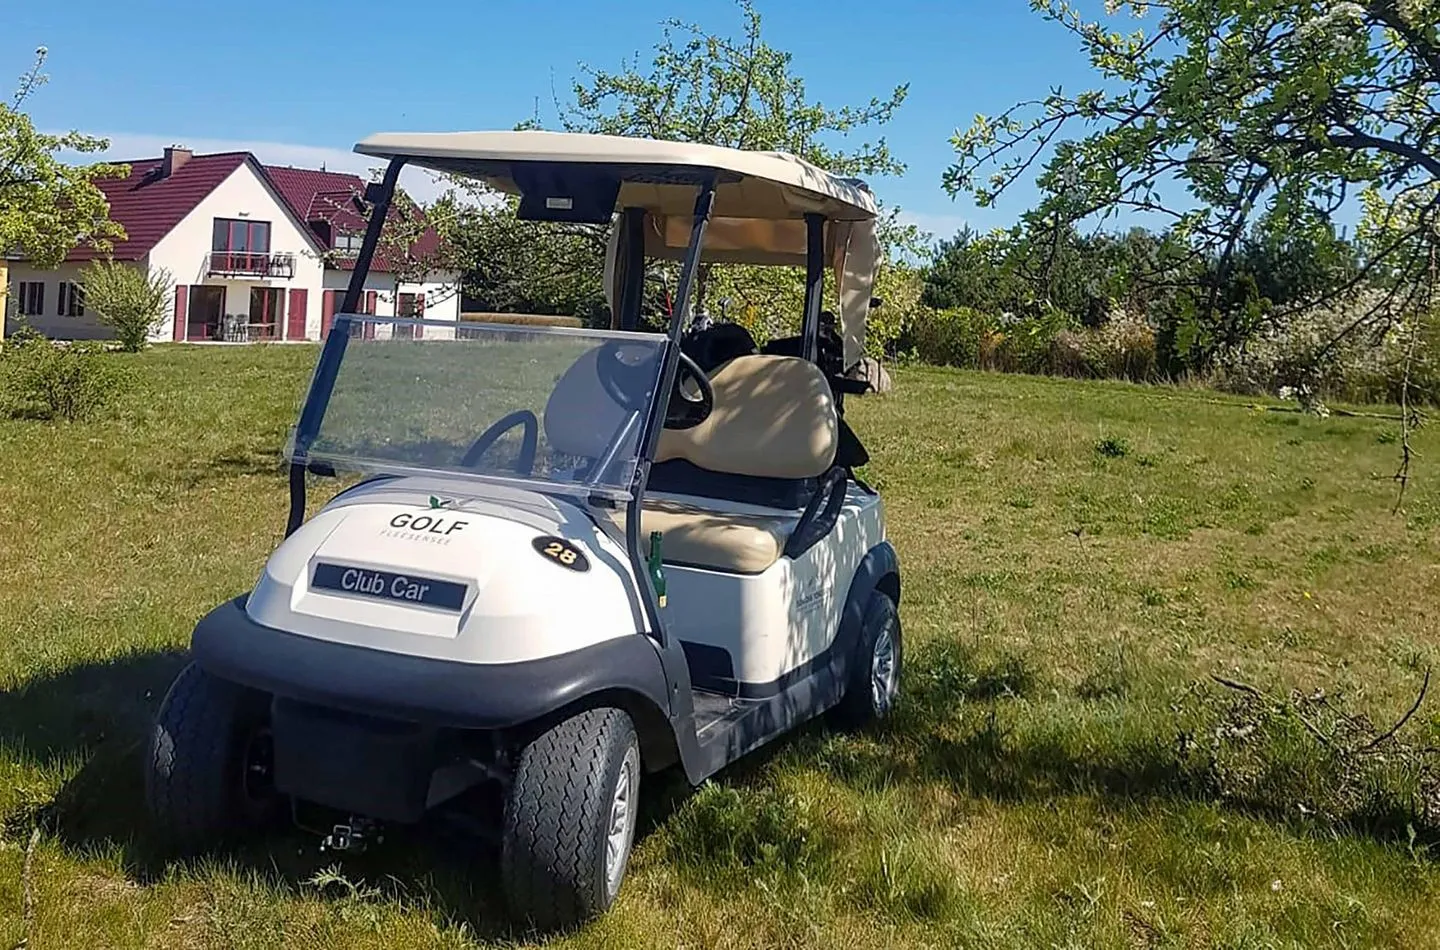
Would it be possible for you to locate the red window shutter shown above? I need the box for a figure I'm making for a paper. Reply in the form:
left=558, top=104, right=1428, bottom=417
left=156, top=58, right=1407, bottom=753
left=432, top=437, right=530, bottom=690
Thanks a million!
left=173, top=285, right=188, bottom=341
left=321, top=290, right=335, bottom=339
left=364, top=291, right=378, bottom=339
left=414, top=293, right=425, bottom=339
left=286, top=289, right=308, bottom=340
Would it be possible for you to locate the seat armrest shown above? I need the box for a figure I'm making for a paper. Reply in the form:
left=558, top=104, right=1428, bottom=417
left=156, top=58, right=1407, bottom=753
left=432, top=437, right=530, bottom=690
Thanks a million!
left=783, top=467, right=848, bottom=559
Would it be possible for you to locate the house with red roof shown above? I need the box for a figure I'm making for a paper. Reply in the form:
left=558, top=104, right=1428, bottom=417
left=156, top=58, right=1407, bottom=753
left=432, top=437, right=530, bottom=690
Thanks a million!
left=4, top=147, right=460, bottom=342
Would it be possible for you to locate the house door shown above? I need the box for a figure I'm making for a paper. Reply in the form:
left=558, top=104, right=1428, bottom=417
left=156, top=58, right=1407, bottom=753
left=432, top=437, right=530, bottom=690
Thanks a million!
left=249, top=287, right=282, bottom=340
left=286, top=288, right=308, bottom=340
left=187, top=286, right=225, bottom=340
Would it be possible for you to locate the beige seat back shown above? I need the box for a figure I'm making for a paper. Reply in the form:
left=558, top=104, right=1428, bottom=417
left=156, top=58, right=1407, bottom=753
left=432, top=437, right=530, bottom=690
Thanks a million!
left=657, top=355, right=837, bottom=479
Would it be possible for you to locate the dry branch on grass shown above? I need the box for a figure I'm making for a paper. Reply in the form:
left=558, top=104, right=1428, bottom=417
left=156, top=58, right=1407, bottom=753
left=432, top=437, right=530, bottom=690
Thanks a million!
left=1200, top=668, right=1440, bottom=837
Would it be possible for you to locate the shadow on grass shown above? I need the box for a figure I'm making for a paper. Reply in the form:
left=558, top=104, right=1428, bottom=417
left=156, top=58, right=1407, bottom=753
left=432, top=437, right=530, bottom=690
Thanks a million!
left=0, top=651, right=566, bottom=940
left=814, top=658, right=1440, bottom=859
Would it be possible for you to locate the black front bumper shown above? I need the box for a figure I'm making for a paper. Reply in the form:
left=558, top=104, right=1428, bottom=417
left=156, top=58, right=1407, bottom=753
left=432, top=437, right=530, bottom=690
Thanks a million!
left=191, top=597, right=673, bottom=730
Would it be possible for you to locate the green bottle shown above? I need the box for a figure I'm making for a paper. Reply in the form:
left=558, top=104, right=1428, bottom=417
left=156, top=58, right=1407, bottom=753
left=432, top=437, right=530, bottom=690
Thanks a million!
left=647, top=531, right=668, bottom=608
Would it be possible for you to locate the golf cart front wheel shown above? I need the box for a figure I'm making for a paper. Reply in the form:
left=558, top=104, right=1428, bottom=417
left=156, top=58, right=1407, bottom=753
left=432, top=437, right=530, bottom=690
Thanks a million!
left=145, top=662, right=282, bottom=851
left=501, top=707, right=641, bottom=931
left=834, top=591, right=902, bottom=728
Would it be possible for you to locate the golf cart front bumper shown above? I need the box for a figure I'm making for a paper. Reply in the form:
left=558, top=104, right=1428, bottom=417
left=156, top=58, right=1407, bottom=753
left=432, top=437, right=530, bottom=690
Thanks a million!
left=190, top=597, right=676, bottom=823
left=191, top=596, right=673, bottom=730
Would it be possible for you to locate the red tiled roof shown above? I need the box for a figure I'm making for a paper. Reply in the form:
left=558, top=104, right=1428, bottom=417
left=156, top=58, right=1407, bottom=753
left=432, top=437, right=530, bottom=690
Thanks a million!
left=262, top=164, right=444, bottom=273
left=69, top=152, right=250, bottom=261
left=265, top=166, right=369, bottom=233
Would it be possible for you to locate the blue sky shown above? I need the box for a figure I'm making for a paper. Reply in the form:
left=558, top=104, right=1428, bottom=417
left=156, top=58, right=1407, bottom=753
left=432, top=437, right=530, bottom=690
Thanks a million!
left=7, top=0, right=1107, bottom=240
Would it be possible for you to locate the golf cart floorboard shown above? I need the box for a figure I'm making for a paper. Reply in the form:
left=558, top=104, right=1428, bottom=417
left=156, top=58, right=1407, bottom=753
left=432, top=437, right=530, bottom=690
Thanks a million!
left=688, top=672, right=837, bottom=779
left=691, top=688, right=748, bottom=739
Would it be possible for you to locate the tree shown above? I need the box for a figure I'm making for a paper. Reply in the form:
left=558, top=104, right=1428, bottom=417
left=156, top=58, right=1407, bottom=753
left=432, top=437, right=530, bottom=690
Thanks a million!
left=559, top=0, right=907, bottom=176
left=549, top=0, right=910, bottom=314
left=944, top=0, right=1440, bottom=361
left=80, top=259, right=171, bottom=351
left=1, top=49, right=127, bottom=269
left=442, top=188, right=610, bottom=324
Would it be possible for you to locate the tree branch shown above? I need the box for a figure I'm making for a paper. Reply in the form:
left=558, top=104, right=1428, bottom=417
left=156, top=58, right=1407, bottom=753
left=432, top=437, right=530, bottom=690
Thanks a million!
left=1327, top=130, right=1440, bottom=180
left=1367, top=0, right=1440, bottom=83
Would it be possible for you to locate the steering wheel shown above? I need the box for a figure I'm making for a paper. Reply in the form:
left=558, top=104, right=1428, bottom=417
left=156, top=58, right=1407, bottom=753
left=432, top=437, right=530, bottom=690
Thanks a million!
left=594, top=341, right=713, bottom=430
left=460, top=409, right=538, bottom=474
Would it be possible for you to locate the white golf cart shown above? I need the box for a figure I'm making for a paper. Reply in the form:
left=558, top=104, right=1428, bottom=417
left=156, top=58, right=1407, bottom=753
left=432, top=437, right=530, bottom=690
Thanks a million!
left=145, top=131, right=902, bottom=930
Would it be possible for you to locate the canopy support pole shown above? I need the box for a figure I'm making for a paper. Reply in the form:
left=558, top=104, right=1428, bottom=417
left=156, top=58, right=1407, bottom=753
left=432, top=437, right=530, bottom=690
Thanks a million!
left=617, top=207, right=646, bottom=331
left=285, top=156, right=404, bottom=538
left=628, top=180, right=716, bottom=649
left=800, top=212, right=825, bottom=364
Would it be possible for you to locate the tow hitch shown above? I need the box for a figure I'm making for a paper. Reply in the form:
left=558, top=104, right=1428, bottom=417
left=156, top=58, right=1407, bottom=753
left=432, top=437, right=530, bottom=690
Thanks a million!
left=319, top=817, right=383, bottom=854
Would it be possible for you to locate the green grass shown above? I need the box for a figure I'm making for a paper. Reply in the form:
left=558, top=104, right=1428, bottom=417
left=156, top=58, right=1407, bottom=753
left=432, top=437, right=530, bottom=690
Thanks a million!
left=3, top=348, right=1440, bottom=948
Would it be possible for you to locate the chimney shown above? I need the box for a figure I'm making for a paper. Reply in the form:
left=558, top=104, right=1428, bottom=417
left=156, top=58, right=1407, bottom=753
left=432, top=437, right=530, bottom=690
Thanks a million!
left=161, top=145, right=192, bottom=178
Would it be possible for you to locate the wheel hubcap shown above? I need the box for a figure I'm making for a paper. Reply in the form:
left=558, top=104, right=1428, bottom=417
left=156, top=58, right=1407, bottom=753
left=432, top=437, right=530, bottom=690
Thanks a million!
left=871, top=627, right=897, bottom=713
left=604, top=750, right=638, bottom=898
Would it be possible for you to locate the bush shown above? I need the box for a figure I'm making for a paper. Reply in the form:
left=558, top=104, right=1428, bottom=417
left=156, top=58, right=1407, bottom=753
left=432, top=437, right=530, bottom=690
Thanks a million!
left=907, top=306, right=991, bottom=367
left=1210, top=292, right=1440, bottom=406
left=81, top=259, right=172, bottom=352
left=1, top=336, right=129, bottom=421
left=1053, top=311, right=1158, bottom=381
left=908, top=306, right=1083, bottom=376
left=1000, top=305, right=1073, bottom=374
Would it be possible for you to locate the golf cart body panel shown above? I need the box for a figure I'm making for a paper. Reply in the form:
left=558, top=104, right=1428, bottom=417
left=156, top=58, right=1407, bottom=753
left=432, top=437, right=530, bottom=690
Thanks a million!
left=653, top=483, right=885, bottom=692
left=156, top=129, right=902, bottom=926
left=244, top=475, right=646, bottom=664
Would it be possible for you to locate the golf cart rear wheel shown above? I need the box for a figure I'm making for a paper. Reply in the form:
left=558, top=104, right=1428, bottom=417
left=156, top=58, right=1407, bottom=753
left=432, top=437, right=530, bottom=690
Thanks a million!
left=501, top=707, right=641, bottom=931
left=145, top=662, right=281, bottom=851
left=834, top=591, right=902, bottom=728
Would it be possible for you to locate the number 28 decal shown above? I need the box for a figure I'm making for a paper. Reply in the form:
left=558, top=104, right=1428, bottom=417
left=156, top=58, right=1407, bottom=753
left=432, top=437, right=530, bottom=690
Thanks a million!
left=531, top=535, right=590, bottom=572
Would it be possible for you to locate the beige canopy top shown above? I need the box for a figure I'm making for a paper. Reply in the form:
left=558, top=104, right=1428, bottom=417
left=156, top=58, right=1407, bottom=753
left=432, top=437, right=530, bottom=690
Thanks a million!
left=354, top=130, right=880, bottom=366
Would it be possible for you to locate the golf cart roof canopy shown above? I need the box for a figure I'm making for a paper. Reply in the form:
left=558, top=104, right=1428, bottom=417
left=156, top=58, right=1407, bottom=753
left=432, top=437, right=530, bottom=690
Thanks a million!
left=354, top=130, right=881, bottom=365
left=354, top=130, right=878, bottom=225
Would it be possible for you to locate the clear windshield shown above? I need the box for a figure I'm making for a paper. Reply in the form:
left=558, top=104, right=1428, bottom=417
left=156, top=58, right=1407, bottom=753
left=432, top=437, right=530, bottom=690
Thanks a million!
left=287, top=315, right=666, bottom=499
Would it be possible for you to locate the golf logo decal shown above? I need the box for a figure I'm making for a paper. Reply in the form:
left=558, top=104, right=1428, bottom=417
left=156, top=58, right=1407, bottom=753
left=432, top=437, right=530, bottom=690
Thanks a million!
left=532, top=535, right=590, bottom=572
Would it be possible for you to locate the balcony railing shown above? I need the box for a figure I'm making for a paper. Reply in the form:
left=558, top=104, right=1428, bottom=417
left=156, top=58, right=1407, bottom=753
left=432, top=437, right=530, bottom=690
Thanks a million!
left=206, top=251, right=296, bottom=279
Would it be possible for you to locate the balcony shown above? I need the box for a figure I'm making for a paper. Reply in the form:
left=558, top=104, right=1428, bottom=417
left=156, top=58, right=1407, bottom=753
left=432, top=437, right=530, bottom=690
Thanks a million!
left=206, top=251, right=296, bottom=279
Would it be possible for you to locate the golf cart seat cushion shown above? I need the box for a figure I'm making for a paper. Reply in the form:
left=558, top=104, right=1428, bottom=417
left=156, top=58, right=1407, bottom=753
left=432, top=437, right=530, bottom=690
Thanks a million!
left=611, top=500, right=793, bottom=574
left=656, top=355, right=837, bottom=480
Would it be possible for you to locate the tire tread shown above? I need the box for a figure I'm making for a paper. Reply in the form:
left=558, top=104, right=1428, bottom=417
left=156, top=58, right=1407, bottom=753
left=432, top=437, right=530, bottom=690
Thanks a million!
left=501, top=707, right=637, bottom=931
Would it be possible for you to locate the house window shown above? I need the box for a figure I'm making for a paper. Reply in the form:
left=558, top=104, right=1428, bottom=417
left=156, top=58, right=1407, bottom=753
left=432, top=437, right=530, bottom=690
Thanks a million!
left=211, top=218, right=272, bottom=273
left=16, top=282, right=45, bottom=316
left=213, top=218, right=271, bottom=254
left=334, top=231, right=364, bottom=254
left=57, top=282, right=85, bottom=317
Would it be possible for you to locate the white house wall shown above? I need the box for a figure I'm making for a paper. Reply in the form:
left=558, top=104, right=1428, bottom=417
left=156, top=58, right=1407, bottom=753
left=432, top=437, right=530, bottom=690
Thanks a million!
left=321, top=268, right=462, bottom=340
left=3, top=262, right=110, bottom=339
left=148, top=163, right=324, bottom=342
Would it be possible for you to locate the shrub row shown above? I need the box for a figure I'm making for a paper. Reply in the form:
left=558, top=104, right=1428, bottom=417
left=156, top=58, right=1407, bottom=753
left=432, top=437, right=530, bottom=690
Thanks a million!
left=885, top=299, right=1434, bottom=407
left=898, top=306, right=1158, bottom=382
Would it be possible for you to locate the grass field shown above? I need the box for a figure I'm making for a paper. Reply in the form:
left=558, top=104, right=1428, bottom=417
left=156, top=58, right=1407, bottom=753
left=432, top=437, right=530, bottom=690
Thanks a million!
left=2, top=345, right=1439, bottom=949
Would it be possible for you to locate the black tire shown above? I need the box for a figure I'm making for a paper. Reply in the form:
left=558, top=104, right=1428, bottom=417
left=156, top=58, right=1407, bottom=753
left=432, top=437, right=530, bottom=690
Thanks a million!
left=501, top=707, right=641, bottom=932
left=833, top=592, right=902, bottom=728
left=145, top=662, right=281, bottom=852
